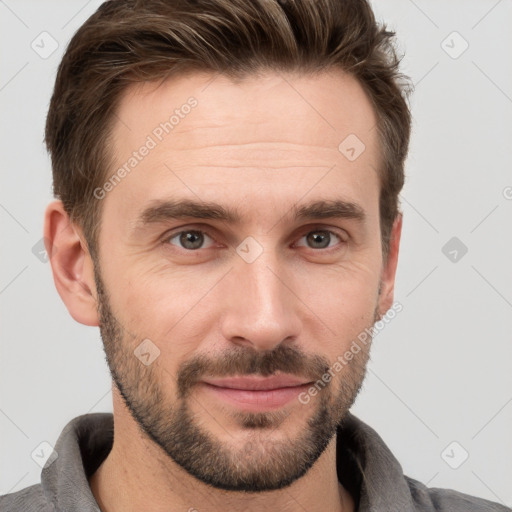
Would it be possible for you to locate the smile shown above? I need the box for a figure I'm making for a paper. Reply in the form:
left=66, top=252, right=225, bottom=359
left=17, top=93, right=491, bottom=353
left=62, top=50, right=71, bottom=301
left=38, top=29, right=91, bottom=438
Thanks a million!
left=198, top=375, right=313, bottom=412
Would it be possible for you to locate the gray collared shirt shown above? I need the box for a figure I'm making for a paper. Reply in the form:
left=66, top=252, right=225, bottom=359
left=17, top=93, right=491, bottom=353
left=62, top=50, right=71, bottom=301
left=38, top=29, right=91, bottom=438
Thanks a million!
left=1, top=412, right=509, bottom=511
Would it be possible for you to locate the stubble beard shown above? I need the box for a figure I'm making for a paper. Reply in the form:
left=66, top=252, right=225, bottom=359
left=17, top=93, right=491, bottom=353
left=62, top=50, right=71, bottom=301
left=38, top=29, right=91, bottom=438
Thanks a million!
left=94, top=266, right=376, bottom=492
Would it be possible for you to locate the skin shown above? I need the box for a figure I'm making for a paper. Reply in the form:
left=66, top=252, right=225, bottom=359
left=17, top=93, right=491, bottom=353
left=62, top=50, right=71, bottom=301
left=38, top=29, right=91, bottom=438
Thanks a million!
left=45, top=68, right=402, bottom=512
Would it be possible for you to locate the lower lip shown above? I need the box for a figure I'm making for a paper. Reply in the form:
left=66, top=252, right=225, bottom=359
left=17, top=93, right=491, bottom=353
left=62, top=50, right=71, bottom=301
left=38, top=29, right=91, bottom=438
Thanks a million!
left=199, top=382, right=311, bottom=412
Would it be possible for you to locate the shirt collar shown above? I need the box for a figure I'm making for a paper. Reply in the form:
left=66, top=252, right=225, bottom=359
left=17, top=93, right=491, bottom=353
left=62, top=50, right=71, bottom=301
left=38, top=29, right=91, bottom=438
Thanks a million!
left=336, top=412, right=415, bottom=510
left=41, top=411, right=413, bottom=511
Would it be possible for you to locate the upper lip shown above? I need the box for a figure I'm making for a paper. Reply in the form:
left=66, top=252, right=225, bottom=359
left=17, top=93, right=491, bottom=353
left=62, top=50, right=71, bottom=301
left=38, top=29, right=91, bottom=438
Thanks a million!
left=201, top=374, right=311, bottom=391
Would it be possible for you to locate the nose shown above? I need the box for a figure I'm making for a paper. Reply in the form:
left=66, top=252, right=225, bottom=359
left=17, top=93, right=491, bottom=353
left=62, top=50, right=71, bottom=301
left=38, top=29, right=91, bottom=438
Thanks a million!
left=218, top=249, right=302, bottom=352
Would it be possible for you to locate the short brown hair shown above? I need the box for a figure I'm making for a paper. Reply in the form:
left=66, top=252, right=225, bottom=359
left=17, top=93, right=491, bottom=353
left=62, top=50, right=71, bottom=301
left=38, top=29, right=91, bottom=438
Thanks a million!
left=45, top=0, right=411, bottom=261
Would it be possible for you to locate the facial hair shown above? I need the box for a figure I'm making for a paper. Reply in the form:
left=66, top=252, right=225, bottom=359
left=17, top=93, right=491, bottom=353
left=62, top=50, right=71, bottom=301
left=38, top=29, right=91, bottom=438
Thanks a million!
left=93, top=264, right=377, bottom=492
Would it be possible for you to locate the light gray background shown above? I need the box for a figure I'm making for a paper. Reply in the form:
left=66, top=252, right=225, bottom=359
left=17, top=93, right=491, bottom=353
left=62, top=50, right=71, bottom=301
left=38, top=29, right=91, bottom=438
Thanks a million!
left=1, top=0, right=511, bottom=506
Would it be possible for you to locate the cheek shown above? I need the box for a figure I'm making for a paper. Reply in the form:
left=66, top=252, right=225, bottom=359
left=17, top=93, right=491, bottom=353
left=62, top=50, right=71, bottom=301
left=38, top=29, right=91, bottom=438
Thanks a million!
left=295, top=263, right=379, bottom=354
left=105, top=264, right=221, bottom=347
left=101, top=240, right=381, bottom=360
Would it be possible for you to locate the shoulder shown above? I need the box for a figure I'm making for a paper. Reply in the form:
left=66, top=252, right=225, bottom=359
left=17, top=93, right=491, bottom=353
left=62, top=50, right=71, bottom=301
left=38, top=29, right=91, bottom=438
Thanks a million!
left=406, top=476, right=511, bottom=511
left=0, top=483, right=55, bottom=512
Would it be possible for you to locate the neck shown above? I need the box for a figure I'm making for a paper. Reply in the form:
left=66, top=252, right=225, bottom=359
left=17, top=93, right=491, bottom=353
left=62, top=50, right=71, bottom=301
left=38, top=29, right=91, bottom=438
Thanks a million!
left=89, top=391, right=354, bottom=512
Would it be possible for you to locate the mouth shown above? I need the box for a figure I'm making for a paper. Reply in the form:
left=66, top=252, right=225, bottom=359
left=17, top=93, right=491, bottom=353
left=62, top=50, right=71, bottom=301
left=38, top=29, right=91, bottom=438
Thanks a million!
left=198, top=374, right=313, bottom=411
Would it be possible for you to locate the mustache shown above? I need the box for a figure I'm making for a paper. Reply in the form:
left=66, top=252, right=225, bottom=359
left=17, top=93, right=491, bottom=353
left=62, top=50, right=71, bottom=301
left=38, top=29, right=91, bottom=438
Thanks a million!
left=176, top=344, right=330, bottom=398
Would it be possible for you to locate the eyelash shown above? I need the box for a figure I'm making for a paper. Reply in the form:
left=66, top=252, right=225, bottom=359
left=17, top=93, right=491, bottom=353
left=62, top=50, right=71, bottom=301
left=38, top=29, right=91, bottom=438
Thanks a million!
left=162, top=225, right=348, bottom=253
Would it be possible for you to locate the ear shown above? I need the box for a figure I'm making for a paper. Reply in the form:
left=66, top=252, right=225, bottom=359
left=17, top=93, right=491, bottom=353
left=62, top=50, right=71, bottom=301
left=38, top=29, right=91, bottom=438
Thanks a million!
left=44, top=200, right=99, bottom=326
left=377, top=213, right=402, bottom=318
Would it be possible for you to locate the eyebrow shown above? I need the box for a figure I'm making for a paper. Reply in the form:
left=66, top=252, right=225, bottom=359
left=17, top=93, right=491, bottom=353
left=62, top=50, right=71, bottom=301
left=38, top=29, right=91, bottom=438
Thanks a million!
left=137, top=197, right=366, bottom=229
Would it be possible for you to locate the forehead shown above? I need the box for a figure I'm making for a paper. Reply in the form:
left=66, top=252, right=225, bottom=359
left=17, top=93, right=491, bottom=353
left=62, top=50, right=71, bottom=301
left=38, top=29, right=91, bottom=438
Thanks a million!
left=114, top=68, right=378, bottom=152
left=103, top=69, right=381, bottom=231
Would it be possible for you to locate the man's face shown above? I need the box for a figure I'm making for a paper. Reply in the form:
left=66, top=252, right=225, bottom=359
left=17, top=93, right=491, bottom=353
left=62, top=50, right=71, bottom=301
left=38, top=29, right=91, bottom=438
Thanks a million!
left=93, top=69, right=390, bottom=491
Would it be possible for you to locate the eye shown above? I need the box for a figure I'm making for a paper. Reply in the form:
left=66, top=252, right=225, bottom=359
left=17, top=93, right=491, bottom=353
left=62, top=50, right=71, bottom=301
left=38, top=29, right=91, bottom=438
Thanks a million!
left=295, top=229, right=346, bottom=250
left=163, top=226, right=347, bottom=253
left=166, top=229, right=216, bottom=251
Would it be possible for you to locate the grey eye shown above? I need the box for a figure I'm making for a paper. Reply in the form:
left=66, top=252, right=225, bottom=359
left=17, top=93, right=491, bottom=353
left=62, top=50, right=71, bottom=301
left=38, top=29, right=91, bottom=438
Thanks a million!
left=168, top=230, right=214, bottom=250
left=296, top=230, right=342, bottom=250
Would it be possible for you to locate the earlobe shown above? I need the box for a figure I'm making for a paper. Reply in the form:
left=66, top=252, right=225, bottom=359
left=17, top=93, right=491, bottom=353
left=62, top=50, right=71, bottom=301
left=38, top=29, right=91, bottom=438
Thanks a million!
left=377, top=213, right=402, bottom=317
left=44, top=200, right=100, bottom=326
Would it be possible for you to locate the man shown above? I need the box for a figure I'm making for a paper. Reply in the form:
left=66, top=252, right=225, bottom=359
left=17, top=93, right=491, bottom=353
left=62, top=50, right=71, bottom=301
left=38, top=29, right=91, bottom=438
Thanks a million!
left=1, top=0, right=508, bottom=510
